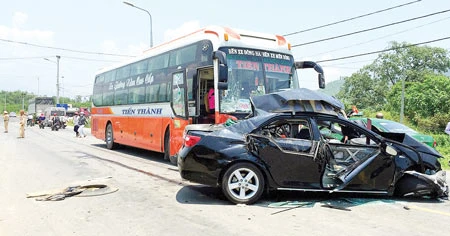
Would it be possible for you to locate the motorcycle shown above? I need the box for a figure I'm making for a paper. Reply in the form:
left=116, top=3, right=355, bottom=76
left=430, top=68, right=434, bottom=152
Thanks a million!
left=38, top=120, right=45, bottom=129
left=27, top=119, right=34, bottom=127
left=51, top=119, right=61, bottom=131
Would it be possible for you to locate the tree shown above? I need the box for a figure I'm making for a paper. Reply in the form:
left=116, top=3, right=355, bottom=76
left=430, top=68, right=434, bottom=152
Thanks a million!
left=338, top=41, right=450, bottom=112
left=372, top=41, right=450, bottom=85
left=386, top=74, right=450, bottom=129
left=337, top=66, right=386, bottom=111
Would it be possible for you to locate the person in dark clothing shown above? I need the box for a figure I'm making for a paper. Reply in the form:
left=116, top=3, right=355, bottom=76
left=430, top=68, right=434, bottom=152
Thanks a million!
left=78, top=112, right=87, bottom=138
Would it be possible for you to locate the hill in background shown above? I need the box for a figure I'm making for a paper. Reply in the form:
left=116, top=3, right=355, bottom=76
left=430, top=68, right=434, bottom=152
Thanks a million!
left=318, top=78, right=345, bottom=96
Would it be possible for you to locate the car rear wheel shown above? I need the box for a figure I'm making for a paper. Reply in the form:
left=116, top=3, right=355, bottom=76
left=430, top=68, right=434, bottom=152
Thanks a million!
left=221, top=163, right=264, bottom=205
left=394, top=174, right=436, bottom=198
left=106, top=123, right=118, bottom=150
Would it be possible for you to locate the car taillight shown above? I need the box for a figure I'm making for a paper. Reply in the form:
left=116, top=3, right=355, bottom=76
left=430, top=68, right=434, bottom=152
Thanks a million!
left=184, top=135, right=201, bottom=147
left=433, top=141, right=437, bottom=148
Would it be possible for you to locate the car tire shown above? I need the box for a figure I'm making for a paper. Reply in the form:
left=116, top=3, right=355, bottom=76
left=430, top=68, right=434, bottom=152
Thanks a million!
left=394, top=174, right=436, bottom=198
left=221, top=163, right=264, bottom=205
left=106, top=123, right=118, bottom=150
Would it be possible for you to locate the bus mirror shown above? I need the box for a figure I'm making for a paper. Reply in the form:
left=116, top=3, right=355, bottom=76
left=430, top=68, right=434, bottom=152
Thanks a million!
left=318, top=73, right=325, bottom=89
left=218, top=82, right=228, bottom=90
left=295, top=61, right=325, bottom=89
left=218, top=64, right=228, bottom=82
left=214, top=50, right=228, bottom=89
left=213, top=51, right=227, bottom=66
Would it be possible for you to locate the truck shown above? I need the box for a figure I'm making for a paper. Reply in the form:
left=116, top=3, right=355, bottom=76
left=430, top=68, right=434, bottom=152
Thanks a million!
left=28, top=97, right=54, bottom=117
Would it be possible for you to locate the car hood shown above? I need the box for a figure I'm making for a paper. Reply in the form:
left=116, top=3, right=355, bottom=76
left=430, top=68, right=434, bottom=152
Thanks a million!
left=250, top=88, right=344, bottom=115
left=379, top=132, right=440, bottom=157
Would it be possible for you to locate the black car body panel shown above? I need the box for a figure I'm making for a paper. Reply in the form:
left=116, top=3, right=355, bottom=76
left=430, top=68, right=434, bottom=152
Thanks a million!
left=178, top=89, right=448, bottom=204
left=251, top=88, right=344, bottom=114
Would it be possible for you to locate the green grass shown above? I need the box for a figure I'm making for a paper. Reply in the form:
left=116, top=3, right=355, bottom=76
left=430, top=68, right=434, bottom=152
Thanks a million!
left=434, top=134, right=450, bottom=170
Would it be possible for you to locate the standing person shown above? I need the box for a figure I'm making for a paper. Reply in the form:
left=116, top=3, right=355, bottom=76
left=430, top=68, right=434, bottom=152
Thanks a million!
left=3, top=111, right=9, bottom=133
left=78, top=112, right=87, bottom=138
left=445, top=121, right=450, bottom=135
left=376, top=112, right=384, bottom=119
left=73, top=112, right=80, bottom=137
left=27, top=113, right=33, bottom=127
left=19, top=110, right=26, bottom=138
left=207, top=88, right=215, bottom=113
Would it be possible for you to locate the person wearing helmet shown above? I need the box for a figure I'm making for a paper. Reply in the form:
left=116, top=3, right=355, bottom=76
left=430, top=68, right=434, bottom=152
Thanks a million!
left=78, top=112, right=87, bottom=138
left=18, top=110, right=26, bottom=138
left=38, top=113, right=46, bottom=129
left=51, top=112, right=61, bottom=131
left=3, top=111, right=9, bottom=133
left=73, top=112, right=80, bottom=137
left=375, top=112, right=384, bottom=119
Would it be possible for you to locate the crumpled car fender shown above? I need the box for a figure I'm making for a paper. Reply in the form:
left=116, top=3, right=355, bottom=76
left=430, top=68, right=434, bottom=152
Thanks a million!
left=401, top=170, right=449, bottom=198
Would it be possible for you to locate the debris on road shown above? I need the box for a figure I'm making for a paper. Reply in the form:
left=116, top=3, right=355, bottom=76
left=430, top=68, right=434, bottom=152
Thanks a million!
left=26, top=184, right=118, bottom=201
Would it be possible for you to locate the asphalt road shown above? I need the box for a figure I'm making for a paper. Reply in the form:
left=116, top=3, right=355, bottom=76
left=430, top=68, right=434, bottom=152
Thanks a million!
left=1, top=117, right=449, bottom=236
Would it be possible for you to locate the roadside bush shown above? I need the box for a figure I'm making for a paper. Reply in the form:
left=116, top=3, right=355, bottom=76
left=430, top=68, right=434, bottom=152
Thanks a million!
left=434, top=134, right=450, bottom=170
left=416, top=113, right=450, bottom=133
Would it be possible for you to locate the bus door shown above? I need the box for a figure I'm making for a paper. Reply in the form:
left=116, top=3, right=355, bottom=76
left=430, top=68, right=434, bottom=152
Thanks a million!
left=197, top=68, right=214, bottom=124
left=170, top=70, right=190, bottom=154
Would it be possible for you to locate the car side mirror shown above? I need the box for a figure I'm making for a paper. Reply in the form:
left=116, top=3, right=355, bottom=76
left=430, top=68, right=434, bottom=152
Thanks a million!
left=384, top=144, right=398, bottom=156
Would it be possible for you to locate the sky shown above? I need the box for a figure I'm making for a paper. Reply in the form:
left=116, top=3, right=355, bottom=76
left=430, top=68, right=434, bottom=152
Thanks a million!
left=1, top=0, right=449, bottom=100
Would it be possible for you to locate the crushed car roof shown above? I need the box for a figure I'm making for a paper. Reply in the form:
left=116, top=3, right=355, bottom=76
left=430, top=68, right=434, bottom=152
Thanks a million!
left=250, top=88, right=344, bottom=116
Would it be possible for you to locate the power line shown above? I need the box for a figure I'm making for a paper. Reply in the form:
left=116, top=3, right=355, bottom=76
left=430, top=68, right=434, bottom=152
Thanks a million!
left=292, top=9, right=450, bottom=47
left=322, top=59, right=376, bottom=67
left=316, top=36, right=450, bottom=63
left=0, top=55, right=119, bottom=63
left=304, top=16, right=450, bottom=58
left=284, top=0, right=422, bottom=36
left=61, top=56, right=120, bottom=63
left=0, top=56, right=54, bottom=60
left=0, top=38, right=135, bottom=58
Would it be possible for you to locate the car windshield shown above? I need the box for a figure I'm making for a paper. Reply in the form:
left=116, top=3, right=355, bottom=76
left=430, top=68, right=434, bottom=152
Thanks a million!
left=377, top=120, right=417, bottom=134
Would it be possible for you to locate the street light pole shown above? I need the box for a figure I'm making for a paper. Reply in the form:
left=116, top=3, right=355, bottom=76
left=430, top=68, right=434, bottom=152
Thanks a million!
left=56, top=55, right=60, bottom=105
left=22, top=93, right=26, bottom=110
left=123, top=1, right=153, bottom=47
left=44, top=56, right=61, bottom=104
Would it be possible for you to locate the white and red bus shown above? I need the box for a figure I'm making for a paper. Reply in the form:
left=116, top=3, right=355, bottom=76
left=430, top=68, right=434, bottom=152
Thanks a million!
left=91, top=26, right=324, bottom=162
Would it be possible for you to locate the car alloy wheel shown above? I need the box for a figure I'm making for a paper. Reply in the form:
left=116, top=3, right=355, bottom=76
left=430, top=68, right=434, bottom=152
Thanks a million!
left=222, top=163, right=264, bottom=205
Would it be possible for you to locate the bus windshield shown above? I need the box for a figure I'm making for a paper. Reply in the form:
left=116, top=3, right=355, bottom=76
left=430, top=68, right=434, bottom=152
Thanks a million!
left=219, top=47, right=298, bottom=114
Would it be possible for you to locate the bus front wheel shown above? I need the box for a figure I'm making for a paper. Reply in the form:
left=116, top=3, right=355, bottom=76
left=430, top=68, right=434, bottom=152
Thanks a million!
left=106, top=123, right=118, bottom=150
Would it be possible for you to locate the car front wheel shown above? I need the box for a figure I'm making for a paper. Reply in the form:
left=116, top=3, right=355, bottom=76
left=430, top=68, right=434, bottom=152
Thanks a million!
left=394, top=174, right=436, bottom=198
left=221, top=163, right=264, bottom=205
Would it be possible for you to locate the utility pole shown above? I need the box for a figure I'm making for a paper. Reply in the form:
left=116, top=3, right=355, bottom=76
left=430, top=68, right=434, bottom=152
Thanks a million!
left=400, top=76, right=405, bottom=123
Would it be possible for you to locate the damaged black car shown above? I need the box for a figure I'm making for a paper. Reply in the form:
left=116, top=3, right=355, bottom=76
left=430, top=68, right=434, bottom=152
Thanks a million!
left=178, top=89, right=448, bottom=204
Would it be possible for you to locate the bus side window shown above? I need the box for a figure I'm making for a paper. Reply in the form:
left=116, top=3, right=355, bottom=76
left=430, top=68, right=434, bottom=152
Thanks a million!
left=159, top=83, right=167, bottom=102
left=146, top=84, right=160, bottom=103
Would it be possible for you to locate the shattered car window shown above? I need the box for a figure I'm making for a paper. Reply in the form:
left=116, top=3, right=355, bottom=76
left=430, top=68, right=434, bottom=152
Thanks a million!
left=256, top=119, right=316, bottom=154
